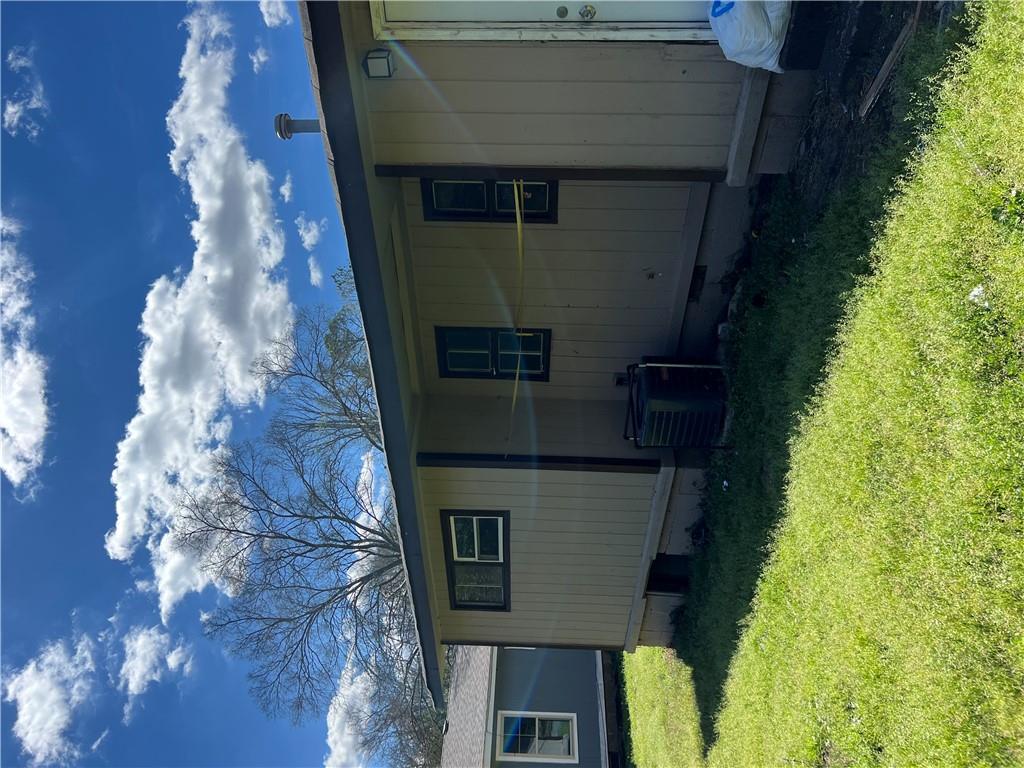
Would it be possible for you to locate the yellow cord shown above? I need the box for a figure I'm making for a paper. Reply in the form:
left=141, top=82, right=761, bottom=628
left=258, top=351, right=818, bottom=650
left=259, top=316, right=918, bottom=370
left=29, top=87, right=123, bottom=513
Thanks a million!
left=505, top=179, right=526, bottom=455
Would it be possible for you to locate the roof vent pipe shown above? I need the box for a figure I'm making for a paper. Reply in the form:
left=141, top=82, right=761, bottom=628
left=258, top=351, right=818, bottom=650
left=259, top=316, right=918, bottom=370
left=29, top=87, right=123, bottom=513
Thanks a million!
left=274, top=113, right=320, bottom=140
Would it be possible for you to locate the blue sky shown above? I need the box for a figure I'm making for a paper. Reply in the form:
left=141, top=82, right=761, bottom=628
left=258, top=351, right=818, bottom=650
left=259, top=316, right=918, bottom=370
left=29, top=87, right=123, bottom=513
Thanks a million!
left=1, top=2, right=354, bottom=765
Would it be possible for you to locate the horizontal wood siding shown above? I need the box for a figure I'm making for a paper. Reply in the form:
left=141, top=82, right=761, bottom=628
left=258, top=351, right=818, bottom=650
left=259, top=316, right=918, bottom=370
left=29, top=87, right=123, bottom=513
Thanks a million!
left=418, top=395, right=661, bottom=459
left=420, top=466, right=654, bottom=647
left=406, top=180, right=693, bottom=400
left=345, top=4, right=744, bottom=169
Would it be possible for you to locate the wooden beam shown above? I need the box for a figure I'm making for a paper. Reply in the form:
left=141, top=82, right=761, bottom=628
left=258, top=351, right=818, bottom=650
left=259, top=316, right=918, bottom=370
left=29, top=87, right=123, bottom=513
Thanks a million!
left=416, top=452, right=661, bottom=474
left=375, top=164, right=727, bottom=184
left=725, top=68, right=771, bottom=187
left=668, top=181, right=712, bottom=354
left=624, top=459, right=677, bottom=651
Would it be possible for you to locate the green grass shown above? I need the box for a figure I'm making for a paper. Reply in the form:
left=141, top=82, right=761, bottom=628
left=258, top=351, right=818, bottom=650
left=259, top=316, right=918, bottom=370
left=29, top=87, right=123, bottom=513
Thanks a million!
left=707, top=2, right=1024, bottom=762
left=620, top=2, right=1024, bottom=766
left=676, top=4, right=973, bottom=752
left=621, top=647, right=704, bottom=768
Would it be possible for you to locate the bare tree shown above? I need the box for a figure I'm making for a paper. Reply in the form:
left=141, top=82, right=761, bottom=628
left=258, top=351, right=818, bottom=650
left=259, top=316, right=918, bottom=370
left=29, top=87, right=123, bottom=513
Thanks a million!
left=177, top=439, right=402, bottom=715
left=174, top=283, right=442, bottom=765
left=256, top=300, right=382, bottom=456
left=336, top=562, right=446, bottom=768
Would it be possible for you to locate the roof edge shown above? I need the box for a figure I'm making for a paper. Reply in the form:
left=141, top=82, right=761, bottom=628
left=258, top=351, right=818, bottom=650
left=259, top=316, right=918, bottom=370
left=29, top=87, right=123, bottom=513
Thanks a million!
left=298, top=0, right=444, bottom=707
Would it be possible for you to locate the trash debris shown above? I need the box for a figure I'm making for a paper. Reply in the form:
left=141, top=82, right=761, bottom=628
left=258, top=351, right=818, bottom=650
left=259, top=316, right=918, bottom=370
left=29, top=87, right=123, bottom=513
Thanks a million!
left=709, top=0, right=791, bottom=73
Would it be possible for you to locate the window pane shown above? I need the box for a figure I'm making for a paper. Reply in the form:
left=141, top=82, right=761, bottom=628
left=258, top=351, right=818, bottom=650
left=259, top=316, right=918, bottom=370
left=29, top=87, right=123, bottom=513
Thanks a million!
left=454, top=564, right=502, bottom=587
left=444, top=328, right=490, bottom=353
left=502, top=716, right=536, bottom=754
left=537, top=718, right=572, bottom=756
left=499, top=353, right=543, bottom=374
left=498, top=332, right=544, bottom=375
left=499, top=331, right=544, bottom=354
left=476, top=518, right=500, bottom=561
left=443, top=328, right=492, bottom=373
left=495, top=182, right=549, bottom=214
left=452, top=517, right=475, bottom=560
left=447, top=351, right=491, bottom=372
left=522, top=333, right=545, bottom=354
left=453, top=564, right=503, bottom=606
left=432, top=181, right=486, bottom=212
left=454, top=584, right=504, bottom=604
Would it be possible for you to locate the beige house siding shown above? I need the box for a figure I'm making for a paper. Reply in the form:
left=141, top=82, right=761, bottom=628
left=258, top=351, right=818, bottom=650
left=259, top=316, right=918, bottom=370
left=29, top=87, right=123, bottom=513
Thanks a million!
left=417, top=395, right=660, bottom=460
left=405, top=179, right=698, bottom=401
left=341, top=3, right=745, bottom=170
left=419, top=466, right=655, bottom=647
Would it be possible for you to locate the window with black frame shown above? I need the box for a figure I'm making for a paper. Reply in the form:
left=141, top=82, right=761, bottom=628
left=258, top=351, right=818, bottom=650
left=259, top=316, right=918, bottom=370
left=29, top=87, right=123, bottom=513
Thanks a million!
left=441, top=510, right=510, bottom=611
left=420, top=179, right=558, bottom=223
left=435, top=327, right=551, bottom=381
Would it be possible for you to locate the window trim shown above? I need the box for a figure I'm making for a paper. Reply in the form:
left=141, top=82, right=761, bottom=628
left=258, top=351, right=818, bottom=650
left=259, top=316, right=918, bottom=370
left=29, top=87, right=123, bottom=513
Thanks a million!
left=435, top=327, right=552, bottom=382
left=449, top=515, right=504, bottom=563
left=420, top=178, right=558, bottom=224
left=368, top=1, right=716, bottom=43
left=496, top=710, right=579, bottom=764
left=441, top=510, right=511, bottom=612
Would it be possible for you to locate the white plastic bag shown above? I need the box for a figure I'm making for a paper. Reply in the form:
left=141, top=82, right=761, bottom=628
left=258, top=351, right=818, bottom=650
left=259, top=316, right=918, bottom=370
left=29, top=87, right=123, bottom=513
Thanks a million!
left=708, top=0, right=792, bottom=73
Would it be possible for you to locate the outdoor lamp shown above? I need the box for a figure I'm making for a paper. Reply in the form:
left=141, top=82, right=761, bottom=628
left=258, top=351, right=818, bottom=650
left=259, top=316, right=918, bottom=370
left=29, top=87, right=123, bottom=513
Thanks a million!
left=362, top=48, right=395, bottom=79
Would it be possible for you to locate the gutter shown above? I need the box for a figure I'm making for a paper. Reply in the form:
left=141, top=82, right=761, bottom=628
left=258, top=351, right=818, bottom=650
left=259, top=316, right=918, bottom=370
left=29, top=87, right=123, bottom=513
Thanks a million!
left=595, top=651, right=610, bottom=768
left=298, top=0, right=445, bottom=706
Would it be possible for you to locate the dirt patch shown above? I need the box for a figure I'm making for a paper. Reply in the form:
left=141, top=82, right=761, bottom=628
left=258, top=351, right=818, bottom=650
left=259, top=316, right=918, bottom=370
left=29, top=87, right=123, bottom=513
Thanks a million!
left=790, top=1, right=954, bottom=211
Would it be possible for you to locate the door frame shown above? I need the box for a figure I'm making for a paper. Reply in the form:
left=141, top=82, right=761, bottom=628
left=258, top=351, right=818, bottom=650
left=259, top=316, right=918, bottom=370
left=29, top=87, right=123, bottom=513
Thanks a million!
left=369, top=1, right=716, bottom=42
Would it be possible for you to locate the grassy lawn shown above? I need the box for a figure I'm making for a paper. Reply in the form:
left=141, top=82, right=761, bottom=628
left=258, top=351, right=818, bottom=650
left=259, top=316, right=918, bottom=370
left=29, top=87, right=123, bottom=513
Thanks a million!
left=624, top=2, right=1024, bottom=766
left=621, top=647, right=704, bottom=768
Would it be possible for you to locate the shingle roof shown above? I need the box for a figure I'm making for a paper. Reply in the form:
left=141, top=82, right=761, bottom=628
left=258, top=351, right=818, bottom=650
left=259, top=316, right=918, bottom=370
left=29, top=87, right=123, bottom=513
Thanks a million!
left=440, top=646, right=494, bottom=768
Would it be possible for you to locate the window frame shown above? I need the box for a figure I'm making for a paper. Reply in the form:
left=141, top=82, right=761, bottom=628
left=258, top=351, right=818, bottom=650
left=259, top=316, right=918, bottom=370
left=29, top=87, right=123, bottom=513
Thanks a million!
left=496, top=710, right=579, bottom=764
left=420, top=178, right=558, bottom=224
left=449, top=515, right=504, bottom=563
left=441, top=510, right=511, bottom=612
left=435, top=327, right=552, bottom=382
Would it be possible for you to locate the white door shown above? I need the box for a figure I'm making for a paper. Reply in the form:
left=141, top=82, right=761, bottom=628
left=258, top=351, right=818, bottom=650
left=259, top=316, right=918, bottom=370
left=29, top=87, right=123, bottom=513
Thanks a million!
left=383, top=1, right=708, bottom=23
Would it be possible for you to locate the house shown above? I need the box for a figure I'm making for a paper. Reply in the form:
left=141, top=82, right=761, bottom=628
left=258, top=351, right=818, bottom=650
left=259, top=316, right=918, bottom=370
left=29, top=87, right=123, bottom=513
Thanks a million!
left=441, top=645, right=616, bottom=768
left=297, top=1, right=817, bottom=705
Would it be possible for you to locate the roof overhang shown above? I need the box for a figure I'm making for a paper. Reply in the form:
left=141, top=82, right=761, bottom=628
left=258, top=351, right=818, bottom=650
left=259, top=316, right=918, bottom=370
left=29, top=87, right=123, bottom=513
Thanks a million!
left=298, top=0, right=444, bottom=707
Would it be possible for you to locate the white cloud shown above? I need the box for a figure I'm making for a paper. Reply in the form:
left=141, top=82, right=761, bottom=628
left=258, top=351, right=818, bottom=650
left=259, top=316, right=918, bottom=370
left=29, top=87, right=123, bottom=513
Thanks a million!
left=3, top=46, right=49, bottom=139
left=296, top=212, right=327, bottom=252
left=308, top=255, right=323, bottom=288
left=118, top=625, right=193, bottom=722
left=1, top=215, right=49, bottom=492
left=324, top=663, right=371, bottom=768
left=3, top=635, right=96, bottom=766
left=279, top=171, right=293, bottom=203
left=166, top=644, right=195, bottom=677
left=150, top=529, right=212, bottom=623
left=105, top=7, right=293, bottom=619
left=249, top=45, right=269, bottom=74
left=259, top=0, right=292, bottom=28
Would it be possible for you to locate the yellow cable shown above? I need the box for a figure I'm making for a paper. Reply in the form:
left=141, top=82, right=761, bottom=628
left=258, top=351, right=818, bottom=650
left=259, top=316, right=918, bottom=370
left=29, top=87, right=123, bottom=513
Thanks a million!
left=505, top=179, right=526, bottom=455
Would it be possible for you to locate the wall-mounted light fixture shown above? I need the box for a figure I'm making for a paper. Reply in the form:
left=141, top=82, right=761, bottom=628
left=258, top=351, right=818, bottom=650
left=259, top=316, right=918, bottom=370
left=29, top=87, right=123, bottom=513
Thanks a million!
left=362, top=48, right=395, bottom=79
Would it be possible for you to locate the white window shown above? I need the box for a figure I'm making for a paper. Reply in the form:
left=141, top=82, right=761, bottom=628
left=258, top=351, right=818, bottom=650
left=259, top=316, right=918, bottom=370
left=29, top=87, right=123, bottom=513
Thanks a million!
left=450, top=515, right=503, bottom=563
left=497, top=711, right=578, bottom=763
